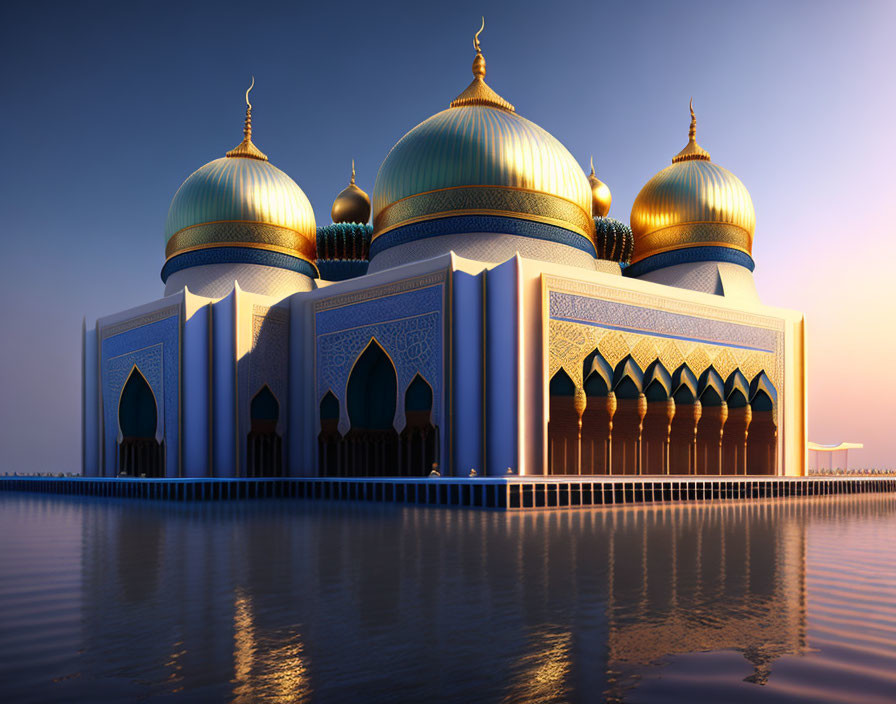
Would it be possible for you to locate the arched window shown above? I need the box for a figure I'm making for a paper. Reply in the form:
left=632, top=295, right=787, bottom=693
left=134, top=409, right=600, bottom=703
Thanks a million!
left=580, top=350, right=614, bottom=475
left=611, top=356, right=644, bottom=475
left=400, top=374, right=437, bottom=476
left=246, top=386, right=283, bottom=477
left=345, top=340, right=399, bottom=477
left=318, top=391, right=341, bottom=477
left=669, top=364, right=700, bottom=475
left=748, top=372, right=777, bottom=475
left=722, top=370, right=751, bottom=474
left=117, top=367, right=164, bottom=477
left=696, top=367, right=726, bottom=475
left=641, top=360, right=674, bottom=475
left=548, top=368, right=578, bottom=475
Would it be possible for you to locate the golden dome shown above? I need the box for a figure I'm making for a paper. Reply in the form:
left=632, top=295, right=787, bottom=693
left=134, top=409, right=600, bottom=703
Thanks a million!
left=162, top=81, right=317, bottom=282
left=331, top=161, right=371, bottom=224
left=629, top=101, right=755, bottom=269
left=588, top=157, right=612, bottom=217
left=370, top=20, right=595, bottom=255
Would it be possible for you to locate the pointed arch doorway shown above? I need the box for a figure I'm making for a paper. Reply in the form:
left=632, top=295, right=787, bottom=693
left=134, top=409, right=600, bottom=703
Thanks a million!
left=118, top=367, right=164, bottom=477
left=246, top=385, right=283, bottom=477
left=345, top=340, right=399, bottom=476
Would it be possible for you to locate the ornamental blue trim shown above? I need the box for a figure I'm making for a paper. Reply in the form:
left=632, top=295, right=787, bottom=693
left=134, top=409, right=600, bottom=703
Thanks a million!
left=315, top=259, right=370, bottom=282
left=369, top=214, right=597, bottom=259
left=623, top=247, right=755, bottom=279
left=160, top=247, right=319, bottom=282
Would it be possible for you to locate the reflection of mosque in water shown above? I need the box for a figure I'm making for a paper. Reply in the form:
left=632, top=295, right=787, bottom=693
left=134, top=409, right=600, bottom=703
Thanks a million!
left=76, top=499, right=875, bottom=700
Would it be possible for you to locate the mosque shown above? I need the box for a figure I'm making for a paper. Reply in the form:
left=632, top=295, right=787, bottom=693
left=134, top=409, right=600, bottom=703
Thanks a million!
left=81, top=25, right=807, bottom=480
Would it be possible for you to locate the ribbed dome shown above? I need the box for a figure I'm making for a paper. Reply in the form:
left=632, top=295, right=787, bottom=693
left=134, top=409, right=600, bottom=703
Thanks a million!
left=629, top=103, right=755, bottom=272
left=162, top=84, right=317, bottom=286
left=370, top=26, right=595, bottom=258
left=165, top=157, right=316, bottom=247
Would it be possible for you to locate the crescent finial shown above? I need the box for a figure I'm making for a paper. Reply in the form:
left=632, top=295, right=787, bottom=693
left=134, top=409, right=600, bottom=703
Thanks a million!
left=688, top=97, right=697, bottom=141
left=473, top=16, right=485, bottom=54
left=246, top=76, right=255, bottom=111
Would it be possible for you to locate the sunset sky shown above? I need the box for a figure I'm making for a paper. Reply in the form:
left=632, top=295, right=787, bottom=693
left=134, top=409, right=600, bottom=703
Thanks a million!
left=1, top=0, right=893, bottom=470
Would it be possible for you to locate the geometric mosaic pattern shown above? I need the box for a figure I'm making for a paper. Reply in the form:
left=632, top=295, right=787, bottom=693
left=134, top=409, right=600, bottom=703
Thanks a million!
left=315, top=273, right=445, bottom=435
left=99, top=310, right=180, bottom=475
left=544, top=275, right=785, bottom=419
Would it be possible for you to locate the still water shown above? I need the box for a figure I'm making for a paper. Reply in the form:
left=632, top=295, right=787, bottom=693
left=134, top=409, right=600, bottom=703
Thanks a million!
left=1, top=494, right=895, bottom=703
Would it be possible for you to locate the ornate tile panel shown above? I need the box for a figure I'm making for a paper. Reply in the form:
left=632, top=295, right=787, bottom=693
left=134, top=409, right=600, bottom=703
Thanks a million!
left=548, top=288, right=779, bottom=353
left=315, top=274, right=445, bottom=434
left=544, top=276, right=784, bottom=420
left=99, top=311, right=180, bottom=473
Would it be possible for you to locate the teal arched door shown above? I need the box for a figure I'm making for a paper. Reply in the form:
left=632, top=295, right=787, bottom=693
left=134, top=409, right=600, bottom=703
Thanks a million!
left=345, top=341, right=399, bottom=477
left=117, top=367, right=164, bottom=477
left=246, top=386, right=283, bottom=477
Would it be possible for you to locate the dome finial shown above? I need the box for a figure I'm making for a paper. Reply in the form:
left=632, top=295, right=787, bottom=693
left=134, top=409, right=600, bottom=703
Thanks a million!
left=473, top=17, right=485, bottom=78
left=688, top=97, right=697, bottom=141
left=244, top=76, right=255, bottom=140
left=226, top=76, right=268, bottom=161
left=351, top=158, right=356, bottom=186
left=450, top=19, right=514, bottom=112
left=589, top=155, right=595, bottom=177
left=672, top=98, right=710, bottom=164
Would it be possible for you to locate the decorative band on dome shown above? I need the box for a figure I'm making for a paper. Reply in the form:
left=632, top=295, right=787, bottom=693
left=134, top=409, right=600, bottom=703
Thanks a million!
left=373, top=185, right=595, bottom=242
left=369, top=214, right=597, bottom=259
left=623, top=246, right=755, bottom=279
left=631, top=222, right=753, bottom=265
left=161, top=247, right=319, bottom=283
left=165, top=221, right=316, bottom=262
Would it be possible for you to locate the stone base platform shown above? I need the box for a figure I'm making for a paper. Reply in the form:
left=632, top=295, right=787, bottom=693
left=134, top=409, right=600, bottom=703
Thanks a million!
left=2, top=475, right=894, bottom=510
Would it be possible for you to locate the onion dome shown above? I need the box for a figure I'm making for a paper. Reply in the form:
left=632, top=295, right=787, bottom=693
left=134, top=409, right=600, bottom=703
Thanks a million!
left=370, top=20, right=595, bottom=260
left=627, top=100, right=755, bottom=278
left=316, top=162, right=373, bottom=281
left=594, top=216, right=633, bottom=264
left=161, top=80, right=317, bottom=285
left=331, top=161, right=371, bottom=224
left=588, top=157, right=612, bottom=217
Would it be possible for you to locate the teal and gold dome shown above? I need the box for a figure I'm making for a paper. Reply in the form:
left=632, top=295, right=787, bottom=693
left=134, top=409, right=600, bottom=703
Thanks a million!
left=370, top=23, right=595, bottom=259
left=627, top=101, right=755, bottom=277
left=161, top=84, right=317, bottom=284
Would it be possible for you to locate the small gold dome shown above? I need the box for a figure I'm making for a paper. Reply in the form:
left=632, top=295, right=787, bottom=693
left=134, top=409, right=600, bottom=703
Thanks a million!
left=588, top=157, right=612, bottom=217
left=629, top=101, right=755, bottom=267
left=331, top=161, right=371, bottom=224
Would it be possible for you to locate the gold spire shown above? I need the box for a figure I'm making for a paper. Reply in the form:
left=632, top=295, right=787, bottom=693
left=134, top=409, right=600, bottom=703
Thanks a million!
left=672, top=98, right=710, bottom=164
left=450, top=18, right=515, bottom=112
left=226, top=77, right=268, bottom=161
left=350, top=159, right=356, bottom=185
left=588, top=155, right=612, bottom=217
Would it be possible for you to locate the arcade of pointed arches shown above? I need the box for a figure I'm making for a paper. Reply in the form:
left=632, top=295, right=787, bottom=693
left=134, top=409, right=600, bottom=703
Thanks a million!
left=548, top=350, right=777, bottom=476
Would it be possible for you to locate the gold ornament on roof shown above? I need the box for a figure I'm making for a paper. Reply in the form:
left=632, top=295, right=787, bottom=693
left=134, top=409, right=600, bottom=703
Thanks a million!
left=449, top=17, right=515, bottom=112
left=331, top=159, right=371, bottom=224
left=226, top=76, right=269, bottom=161
left=588, top=156, right=612, bottom=217
left=672, top=98, right=710, bottom=164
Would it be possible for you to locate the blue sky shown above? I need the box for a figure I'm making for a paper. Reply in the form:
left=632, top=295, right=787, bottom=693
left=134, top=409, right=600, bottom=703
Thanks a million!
left=1, top=0, right=894, bottom=469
